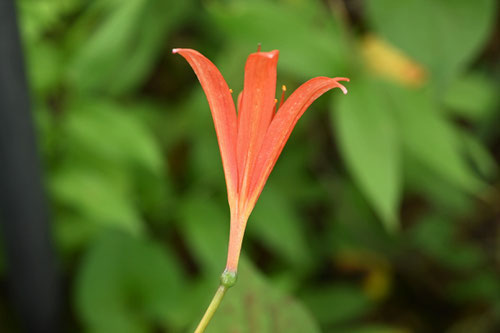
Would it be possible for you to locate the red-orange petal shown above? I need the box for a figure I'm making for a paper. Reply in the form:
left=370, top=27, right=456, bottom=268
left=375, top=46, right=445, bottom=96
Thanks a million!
left=173, top=48, right=239, bottom=203
left=244, top=77, right=349, bottom=215
left=236, top=50, right=279, bottom=207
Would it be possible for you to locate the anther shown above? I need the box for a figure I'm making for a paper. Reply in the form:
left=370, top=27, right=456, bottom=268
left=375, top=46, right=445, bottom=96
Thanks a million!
left=257, top=43, right=261, bottom=52
left=229, top=88, right=233, bottom=94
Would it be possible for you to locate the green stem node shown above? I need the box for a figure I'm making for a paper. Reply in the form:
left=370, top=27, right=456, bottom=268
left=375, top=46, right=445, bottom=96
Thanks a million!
left=193, top=270, right=238, bottom=333
left=220, top=269, right=237, bottom=288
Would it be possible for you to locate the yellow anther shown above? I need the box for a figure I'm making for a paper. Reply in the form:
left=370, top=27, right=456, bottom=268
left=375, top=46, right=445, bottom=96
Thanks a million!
left=282, top=85, right=287, bottom=92
left=229, top=89, right=233, bottom=94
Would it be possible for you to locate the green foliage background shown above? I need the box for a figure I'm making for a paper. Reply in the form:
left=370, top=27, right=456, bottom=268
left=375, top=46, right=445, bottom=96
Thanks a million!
left=7, top=0, right=500, bottom=332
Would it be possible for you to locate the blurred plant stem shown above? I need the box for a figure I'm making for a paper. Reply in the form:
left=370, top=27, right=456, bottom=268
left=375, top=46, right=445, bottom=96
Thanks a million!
left=194, top=284, right=228, bottom=333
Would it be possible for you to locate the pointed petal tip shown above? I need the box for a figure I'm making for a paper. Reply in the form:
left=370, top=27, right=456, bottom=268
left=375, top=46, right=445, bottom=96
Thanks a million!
left=264, top=50, right=279, bottom=58
left=251, top=49, right=279, bottom=59
left=172, top=48, right=179, bottom=54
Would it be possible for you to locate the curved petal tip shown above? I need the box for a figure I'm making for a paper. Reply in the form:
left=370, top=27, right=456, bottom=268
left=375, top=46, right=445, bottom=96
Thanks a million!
left=172, top=48, right=180, bottom=54
left=338, top=83, right=348, bottom=95
left=333, top=78, right=349, bottom=94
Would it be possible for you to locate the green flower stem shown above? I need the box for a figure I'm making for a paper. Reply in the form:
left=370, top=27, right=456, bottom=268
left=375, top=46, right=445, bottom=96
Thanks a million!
left=194, top=285, right=227, bottom=333
left=194, top=270, right=237, bottom=333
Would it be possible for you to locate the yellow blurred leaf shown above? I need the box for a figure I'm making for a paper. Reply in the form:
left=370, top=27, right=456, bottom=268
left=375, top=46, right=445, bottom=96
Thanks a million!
left=362, top=34, right=427, bottom=87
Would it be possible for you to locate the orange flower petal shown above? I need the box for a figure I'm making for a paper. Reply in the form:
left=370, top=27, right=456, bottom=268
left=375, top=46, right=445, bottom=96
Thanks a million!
left=245, top=77, right=349, bottom=215
left=173, top=48, right=239, bottom=204
left=237, top=91, right=244, bottom=113
left=236, top=50, right=279, bottom=206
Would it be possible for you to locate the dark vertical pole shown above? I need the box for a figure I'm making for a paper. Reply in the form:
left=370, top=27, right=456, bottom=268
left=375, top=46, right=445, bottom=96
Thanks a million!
left=0, top=0, right=61, bottom=332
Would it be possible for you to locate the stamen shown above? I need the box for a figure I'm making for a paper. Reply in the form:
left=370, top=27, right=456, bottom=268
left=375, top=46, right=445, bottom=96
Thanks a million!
left=229, top=88, right=233, bottom=94
left=272, top=98, right=278, bottom=113
left=279, top=85, right=287, bottom=108
left=257, top=43, right=261, bottom=52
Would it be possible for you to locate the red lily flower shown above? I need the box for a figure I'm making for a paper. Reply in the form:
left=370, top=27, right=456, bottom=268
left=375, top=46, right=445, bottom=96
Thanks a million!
left=173, top=47, right=348, bottom=274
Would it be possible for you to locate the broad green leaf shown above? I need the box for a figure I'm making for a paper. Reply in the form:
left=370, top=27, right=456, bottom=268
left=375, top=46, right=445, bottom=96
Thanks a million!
left=65, top=100, right=163, bottom=175
left=333, top=77, right=401, bottom=231
left=70, top=0, right=188, bottom=94
left=209, top=0, right=347, bottom=79
left=301, top=284, right=372, bottom=326
left=386, top=84, right=484, bottom=194
left=366, top=0, right=496, bottom=85
left=249, top=185, right=311, bottom=267
left=204, top=260, right=321, bottom=333
left=51, top=167, right=143, bottom=235
left=75, top=231, right=184, bottom=333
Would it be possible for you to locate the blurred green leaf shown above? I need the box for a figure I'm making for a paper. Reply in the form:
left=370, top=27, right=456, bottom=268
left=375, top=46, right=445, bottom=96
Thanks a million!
left=335, top=326, right=409, bottom=333
left=14, top=0, right=500, bottom=332
left=75, top=231, right=184, bottom=332
left=333, top=77, right=401, bottom=231
left=70, top=0, right=188, bottom=94
left=410, top=215, right=485, bottom=271
left=190, top=119, right=227, bottom=191
left=250, top=185, right=311, bottom=267
left=65, top=99, right=163, bottom=174
left=51, top=167, right=143, bottom=235
left=448, top=270, right=500, bottom=303
left=270, top=142, right=329, bottom=204
left=387, top=83, right=484, bottom=194
left=366, top=0, right=496, bottom=85
left=171, top=279, right=217, bottom=330
left=329, top=178, right=396, bottom=255
left=302, top=284, right=372, bottom=326
left=18, top=0, right=80, bottom=43
left=179, top=192, right=229, bottom=275
left=404, top=154, right=473, bottom=214
left=209, top=0, right=347, bottom=79
left=204, top=260, right=321, bottom=333
left=25, top=41, right=62, bottom=97
left=461, top=131, right=498, bottom=181
left=443, top=72, right=499, bottom=121
left=55, top=213, right=100, bottom=254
